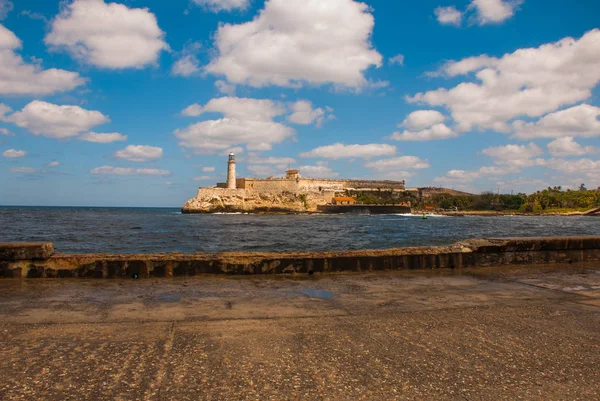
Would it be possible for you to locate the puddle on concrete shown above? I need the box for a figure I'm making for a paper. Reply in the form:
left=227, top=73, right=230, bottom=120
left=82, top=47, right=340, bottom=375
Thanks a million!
left=154, top=294, right=181, bottom=302
left=298, top=289, right=335, bottom=299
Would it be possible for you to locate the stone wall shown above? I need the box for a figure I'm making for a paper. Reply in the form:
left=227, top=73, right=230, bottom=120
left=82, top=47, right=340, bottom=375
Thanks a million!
left=2, top=237, right=599, bottom=278
left=235, top=178, right=405, bottom=193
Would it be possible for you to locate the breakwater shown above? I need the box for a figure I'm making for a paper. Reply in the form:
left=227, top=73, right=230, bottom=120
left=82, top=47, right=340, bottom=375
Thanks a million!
left=1, top=236, right=599, bottom=278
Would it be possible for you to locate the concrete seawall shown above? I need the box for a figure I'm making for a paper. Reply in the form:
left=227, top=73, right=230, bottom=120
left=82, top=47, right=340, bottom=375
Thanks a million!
left=1, top=237, right=600, bottom=278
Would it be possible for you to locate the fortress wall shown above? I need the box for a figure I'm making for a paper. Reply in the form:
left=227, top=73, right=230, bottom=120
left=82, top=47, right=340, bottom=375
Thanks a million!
left=242, top=179, right=299, bottom=193
left=196, top=187, right=247, bottom=199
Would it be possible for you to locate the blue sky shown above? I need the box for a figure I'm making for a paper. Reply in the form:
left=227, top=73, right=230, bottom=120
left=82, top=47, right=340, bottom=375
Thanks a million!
left=0, top=0, right=599, bottom=207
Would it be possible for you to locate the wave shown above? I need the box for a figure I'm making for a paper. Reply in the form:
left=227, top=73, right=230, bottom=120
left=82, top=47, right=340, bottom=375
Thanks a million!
left=393, top=213, right=447, bottom=218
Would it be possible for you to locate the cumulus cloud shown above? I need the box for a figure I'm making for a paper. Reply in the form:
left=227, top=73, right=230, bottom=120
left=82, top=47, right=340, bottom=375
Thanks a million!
left=434, top=6, right=463, bottom=26
left=512, top=104, right=600, bottom=139
left=172, top=55, right=200, bottom=76
left=90, top=166, right=170, bottom=176
left=175, top=97, right=295, bottom=154
left=45, top=0, right=168, bottom=69
left=389, top=124, right=457, bottom=142
left=481, top=142, right=545, bottom=168
left=202, top=166, right=215, bottom=173
left=0, top=127, right=13, bottom=136
left=206, top=0, right=382, bottom=88
left=410, top=29, right=600, bottom=133
left=0, top=1, right=13, bottom=20
left=434, top=143, right=545, bottom=185
left=247, top=165, right=278, bottom=177
left=172, top=41, right=202, bottom=77
left=548, top=137, right=597, bottom=157
left=389, top=110, right=456, bottom=141
left=298, top=162, right=338, bottom=178
left=468, top=0, right=523, bottom=25
left=247, top=154, right=296, bottom=177
left=287, top=101, right=333, bottom=127
left=79, top=132, right=127, bottom=143
left=389, top=54, right=404, bottom=66
left=2, top=148, right=26, bottom=158
left=0, top=24, right=85, bottom=95
left=300, top=143, right=396, bottom=160
left=401, top=110, right=446, bottom=131
left=215, top=80, right=236, bottom=96
left=364, top=156, right=430, bottom=171
left=546, top=158, right=600, bottom=180
left=114, top=145, right=163, bottom=162
left=4, top=100, right=109, bottom=138
left=47, top=161, right=60, bottom=167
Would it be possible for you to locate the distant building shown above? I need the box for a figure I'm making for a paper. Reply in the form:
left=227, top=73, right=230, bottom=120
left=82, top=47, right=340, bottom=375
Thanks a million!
left=332, top=197, right=357, bottom=205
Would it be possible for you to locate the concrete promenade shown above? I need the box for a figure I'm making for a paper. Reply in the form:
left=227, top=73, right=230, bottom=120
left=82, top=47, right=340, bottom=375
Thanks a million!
left=1, top=263, right=599, bottom=400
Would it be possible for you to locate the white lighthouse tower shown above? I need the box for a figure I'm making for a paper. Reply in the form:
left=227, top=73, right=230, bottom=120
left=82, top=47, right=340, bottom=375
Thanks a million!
left=226, top=152, right=236, bottom=189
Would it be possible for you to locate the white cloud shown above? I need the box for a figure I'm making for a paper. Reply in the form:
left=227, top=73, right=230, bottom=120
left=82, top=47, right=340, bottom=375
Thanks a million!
left=9, top=167, right=43, bottom=174
left=175, top=97, right=295, bottom=154
left=114, top=145, right=163, bottom=162
left=248, top=154, right=296, bottom=165
left=546, top=158, right=600, bottom=181
left=468, top=0, right=522, bottom=25
left=389, top=124, right=457, bottom=141
left=206, top=0, right=382, bottom=88
left=512, top=104, right=600, bottom=139
left=287, top=101, right=333, bottom=127
left=90, top=166, right=170, bottom=176
left=401, top=110, right=446, bottom=131
left=193, top=175, right=213, bottom=181
left=172, top=41, right=202, bottom=77
left=481, top=142, right=544, bottom=168
left=0, top=127, right=13, bottom=136
left=389, top=54, right=404, bottom=66
left=0, top=1, right=13, bottom=20
left=300, top=143, right=396, bottom=160
left=0, top=24, right=85, bottom=95
left=172, top=55, right=200, bottom=76
left=409, top=29, right=600, bottom=134
left=47, top=161, right=60, bottom=167
left=45, top=0, right=168, bottom=69
left=435, top=169, right=481, bottom=183
left=434, top=6, right=463, bottom=26
left=298, top=161, right=338, bottom=178
left=192, top=0, right=249, bottom=12
left=215, top=80, right=236, bottom=96
left=79, top=132, right=127, bottom=143
left=247, top=165, right=278, bottom=177
left=2, top=148, right=26, bottom=158
left=4, top=100, right=109, bottom=138
left=0, top=103, right=10, bottom=118
left=548, top=137, right=596, bottom=157
left=202, top=166, right=215, bottom=173
left=364, top=156, right=430, bottom=171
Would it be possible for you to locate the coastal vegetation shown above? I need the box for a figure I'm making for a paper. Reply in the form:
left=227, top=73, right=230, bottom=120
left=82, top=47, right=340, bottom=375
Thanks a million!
left=426, top=186, right=600, bottom=213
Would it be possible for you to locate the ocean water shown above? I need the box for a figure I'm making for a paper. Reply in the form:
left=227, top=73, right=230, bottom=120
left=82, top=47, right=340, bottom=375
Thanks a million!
left=0, top=206, right=598, bottom=254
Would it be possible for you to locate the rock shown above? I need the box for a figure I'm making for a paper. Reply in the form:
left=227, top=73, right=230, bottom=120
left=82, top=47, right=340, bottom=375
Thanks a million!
left=182, top=188, right=329, bottom=214
left=0, top=242, right=54, bottom=261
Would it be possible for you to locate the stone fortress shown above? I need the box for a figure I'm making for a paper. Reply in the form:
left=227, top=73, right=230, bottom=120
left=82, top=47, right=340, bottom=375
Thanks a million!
left=182, top=153, right=410, bottom=213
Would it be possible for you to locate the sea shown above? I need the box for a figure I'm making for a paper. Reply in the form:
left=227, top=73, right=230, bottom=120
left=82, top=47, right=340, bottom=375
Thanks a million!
left=0, top=206, right=599, bottom=254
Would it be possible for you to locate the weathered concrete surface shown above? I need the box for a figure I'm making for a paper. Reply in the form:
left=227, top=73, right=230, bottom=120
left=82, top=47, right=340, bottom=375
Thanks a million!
left=0, top=242, right=54, bottom=261
left=0, top=264, right=599, bottom=400
left=1, top=237, right=600, bottom=279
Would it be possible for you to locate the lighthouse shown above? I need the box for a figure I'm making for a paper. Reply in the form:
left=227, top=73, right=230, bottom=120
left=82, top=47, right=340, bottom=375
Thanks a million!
left=226, top=152, right=236, bottom=189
